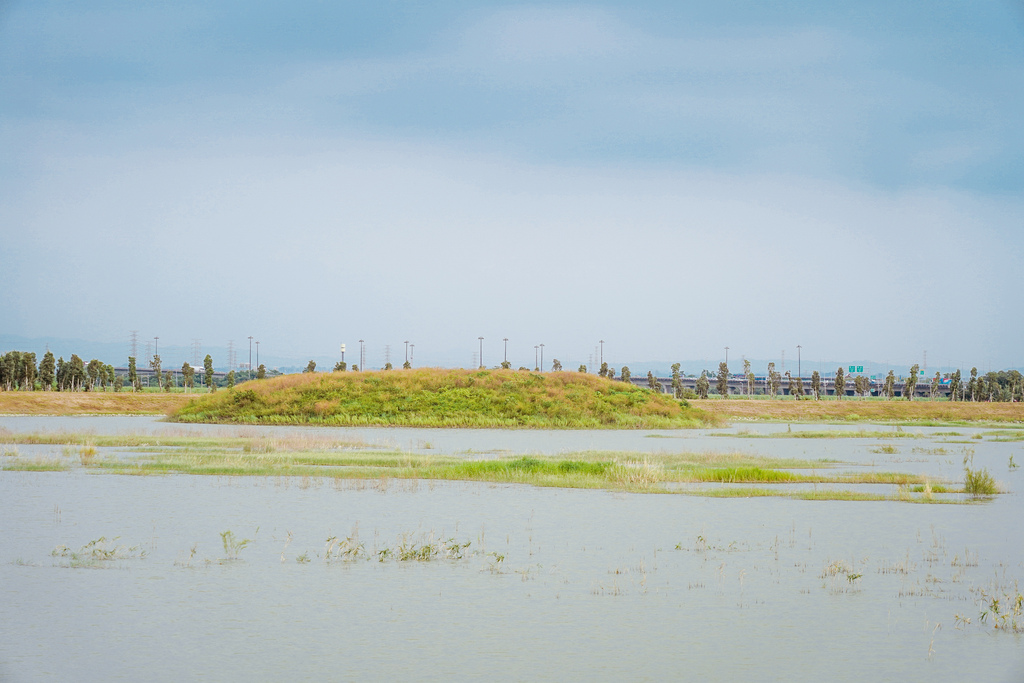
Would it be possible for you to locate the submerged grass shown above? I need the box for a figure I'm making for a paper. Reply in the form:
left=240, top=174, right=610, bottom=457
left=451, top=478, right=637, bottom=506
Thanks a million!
left=10, top=440, right=960, bottom=502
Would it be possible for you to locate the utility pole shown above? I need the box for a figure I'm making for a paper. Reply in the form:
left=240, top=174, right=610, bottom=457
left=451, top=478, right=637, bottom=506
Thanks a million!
left=540, top=344, right=545, bottom=371
left=255, top=341, right=260, bottom=373
left=725, top=346, right=729, bottom=366
left=535, top=346, right=539, bottom=370
left=600, top=340, right=604, bottom=366
left=359, top=340, right=364, bottom=370
left=405, top=341, right=409, bottom=365
left=248, top=336, right=253, bottom=378
left=797, top=345, right=802, bottom=380
left=478, top=337, right=484, bottom=369
left=154, top=336, right=159, bottom=359
left=503, top=338, right=508, bottom=365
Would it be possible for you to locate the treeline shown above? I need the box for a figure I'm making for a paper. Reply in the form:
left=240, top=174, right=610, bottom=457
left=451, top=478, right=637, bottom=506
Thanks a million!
left=0, top=350, right=122, bottom=392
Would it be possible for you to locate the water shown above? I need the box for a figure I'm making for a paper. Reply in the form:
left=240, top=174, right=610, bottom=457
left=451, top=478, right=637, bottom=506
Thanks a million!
left=2, top=417, right=1023, bottom=681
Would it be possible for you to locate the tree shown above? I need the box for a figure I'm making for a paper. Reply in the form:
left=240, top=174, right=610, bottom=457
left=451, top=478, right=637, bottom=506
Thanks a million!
left=128, top=356, right=139, bottom=392
left=968, top=367, right=978, bottom=401
left=334, top=361, right=347, bottom=372
left=104, top=364, right=115, bottom=391
left=766, top=363, right=781, bottom=398
left=164, top=369, right=174, bottom=392
left=620, top=366, right=631, bottom=383
left=695, top=371, right=709, bottom=399
left=883, top=370, right=896, bottom=400
left=811, top=370, right=821, bottom=400
left=181, top=362, right=194, bottom=391
left=113, top=373, right=123, bottom=392
left=351, top=365, right=359, bottom=372
left=22, top=352, right=37, bottom=390
left=86, top=358, right=103, bottom=391
left=150, top=354, right=162, bottom=388
left=204, top=355, right=214, bottom=392
left=67, top=355, right=86, bottom=392
left=39, top=351, right=55, bottom=391
left=717, top=362, right=729, bottom=398
left=599, top=362, right=609, bottom=378
left=257, top=364, right=267, bottom=379
left=948, top=369, right=961, bottom=401
left=834, top=367, right=845, bottom=401
left=647, top=371, right=660, bottom=391
left=607, top=367, right=616, bottom=380
left=500, top=360, right=511, bottom=370
left=1, top=351, right=21, bottom=390
left=384, top=362, right=393, bottom=370
left=743, top=359, right=753, bottom=396
left=905, top=364, right=919, bottom=400
left=578, top=364, right=587, bottom=373
left=226, top=370, right=235, bottom=389
left=305, top=360, right=317, bottom=373
left=671, top=363, right=682, bottom=398
left=552, top=359, right=563, bottom=371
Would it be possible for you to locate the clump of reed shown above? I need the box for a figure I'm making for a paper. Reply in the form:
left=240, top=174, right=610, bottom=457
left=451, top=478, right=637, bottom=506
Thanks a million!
left=963, top=453, right=998, bottom=497
left=220, top=530, right=254, bottom=561
left=51, top=537, right=147, bottom=567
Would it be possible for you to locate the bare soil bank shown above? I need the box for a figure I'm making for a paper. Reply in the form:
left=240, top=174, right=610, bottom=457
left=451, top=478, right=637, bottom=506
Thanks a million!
left=0, top=392, right=191, bottom=415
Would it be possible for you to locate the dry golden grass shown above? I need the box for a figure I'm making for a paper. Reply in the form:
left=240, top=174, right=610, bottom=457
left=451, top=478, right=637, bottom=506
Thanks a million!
left=690, top=398, right=1024, bottom=424
left=0, top=392, right=191, bottom=416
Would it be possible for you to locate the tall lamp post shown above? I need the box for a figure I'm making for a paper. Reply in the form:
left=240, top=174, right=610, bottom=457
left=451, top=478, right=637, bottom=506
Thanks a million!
left=725, top=346, right=729, bottom=366
left=359, top=340, right=364, bottom=371
left=534, top=346, right=539, bottom=371
left=410, top=344, right=414, bottom=364
left=599, top=340, right=604, bottom=366
left=503, top=338, right=508, bottom=365
left=540, top=344, right=545, bottom=372
left=478, top=337, right=484, bottom=368
left=404, top=341, right=409, bottom=366
left=255, top=341, right=260, bottom=375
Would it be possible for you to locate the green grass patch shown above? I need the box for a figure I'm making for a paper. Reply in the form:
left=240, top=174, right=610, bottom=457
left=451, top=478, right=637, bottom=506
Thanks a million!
left=170, top=368, right=718, bottom=429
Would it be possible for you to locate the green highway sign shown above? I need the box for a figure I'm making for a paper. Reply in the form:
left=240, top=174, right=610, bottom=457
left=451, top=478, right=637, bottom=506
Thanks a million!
left=848, top=366, right=864, bottom=373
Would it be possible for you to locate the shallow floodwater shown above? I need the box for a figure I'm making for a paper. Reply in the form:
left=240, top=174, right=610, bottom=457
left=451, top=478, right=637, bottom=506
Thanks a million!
left=2, top=417, right=1023, bottom=681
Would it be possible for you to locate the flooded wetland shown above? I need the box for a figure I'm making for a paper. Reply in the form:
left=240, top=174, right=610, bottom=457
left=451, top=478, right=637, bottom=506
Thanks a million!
left=2, top=416, right=1023, bottom=681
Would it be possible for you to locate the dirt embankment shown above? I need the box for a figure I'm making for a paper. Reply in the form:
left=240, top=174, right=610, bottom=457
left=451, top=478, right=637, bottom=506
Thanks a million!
left=0, top=392, right=193, bottom=415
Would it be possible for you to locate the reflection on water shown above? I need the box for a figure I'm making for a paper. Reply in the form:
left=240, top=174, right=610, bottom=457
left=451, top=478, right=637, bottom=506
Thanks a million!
left=1, top=416, right=1023, bottom=681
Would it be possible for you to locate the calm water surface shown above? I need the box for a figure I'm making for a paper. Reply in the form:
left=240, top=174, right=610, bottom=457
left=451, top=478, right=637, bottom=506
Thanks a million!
left=1, top=417, right=1022, bottom=681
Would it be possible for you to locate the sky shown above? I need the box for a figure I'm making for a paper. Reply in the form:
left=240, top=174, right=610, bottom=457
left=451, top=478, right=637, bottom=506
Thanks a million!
left=2, top=1, right=1023, bottom=372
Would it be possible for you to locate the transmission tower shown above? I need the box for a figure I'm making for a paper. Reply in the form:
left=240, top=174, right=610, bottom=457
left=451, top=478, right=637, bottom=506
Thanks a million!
left=191, top=339, right=202, bottom=366
left=227, top=340, right=236, bottom=370
left=129, top=330, right=139, bottom=360
left=384, top=345, right=392, bottom=367
left=781, top=350, right=785, bottom=373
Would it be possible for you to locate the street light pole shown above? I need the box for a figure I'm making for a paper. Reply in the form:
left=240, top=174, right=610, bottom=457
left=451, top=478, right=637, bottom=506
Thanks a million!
left=503, top=338, right=508, bottom=365
left=248, top=336, right=253, bottom=378
left=534, top=346, right=539, bottom=371
left=255, top=341, right=260, bottom=375
left=410, top=344, right=414, bottom=364
left=359, top=340, right=364, bottom=371
left=600, top=340, right=604, bottom=366
left=404, top=341, right=409, bottom=365
left=478, top=337, right=484, bottom=368
left=725, top=346, right=729, bottom=366
left=540, top=344, right=545, bottom=372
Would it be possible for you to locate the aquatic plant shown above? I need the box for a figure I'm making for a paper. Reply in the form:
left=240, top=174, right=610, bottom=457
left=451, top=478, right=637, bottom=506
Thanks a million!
left=220, top=530, right=253, bottom=560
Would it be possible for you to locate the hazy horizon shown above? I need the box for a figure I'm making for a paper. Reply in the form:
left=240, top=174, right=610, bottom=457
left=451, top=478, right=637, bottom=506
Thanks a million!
left=3, top=2, right=1022, bottom=369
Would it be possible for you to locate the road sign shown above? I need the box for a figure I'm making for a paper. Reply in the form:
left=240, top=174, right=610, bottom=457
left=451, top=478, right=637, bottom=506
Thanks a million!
left=849, top=365, right=864, bottom=373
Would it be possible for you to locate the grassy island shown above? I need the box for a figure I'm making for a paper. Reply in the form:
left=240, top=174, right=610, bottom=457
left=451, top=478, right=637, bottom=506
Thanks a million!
left=172, top=368, right=715, bottom=429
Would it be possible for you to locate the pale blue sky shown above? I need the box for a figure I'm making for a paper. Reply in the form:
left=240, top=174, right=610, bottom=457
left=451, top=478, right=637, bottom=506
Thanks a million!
left=2, top=1, right=1022, bottom=370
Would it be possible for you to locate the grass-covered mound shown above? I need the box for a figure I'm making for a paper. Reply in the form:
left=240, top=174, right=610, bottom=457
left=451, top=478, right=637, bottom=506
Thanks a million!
left=172, top=368, right=716, bottom=429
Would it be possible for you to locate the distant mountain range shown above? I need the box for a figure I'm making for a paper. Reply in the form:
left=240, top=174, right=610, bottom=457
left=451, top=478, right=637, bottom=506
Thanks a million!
left=1, top=334, right=1007, bottom=378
